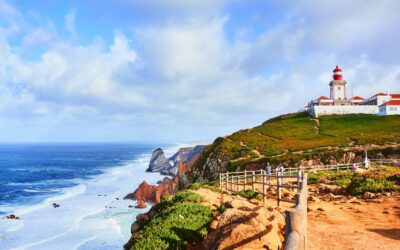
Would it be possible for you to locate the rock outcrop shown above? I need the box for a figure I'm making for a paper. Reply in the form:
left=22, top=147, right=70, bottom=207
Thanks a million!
left=125, top=147, right=203, bottom=204
left=124, top=181, right=156, bottom=201
left=189, top=189, right=286, bottom=250
left=146, top=148, right=171, bottom=174
left=146, top=145, right=205, bottom=176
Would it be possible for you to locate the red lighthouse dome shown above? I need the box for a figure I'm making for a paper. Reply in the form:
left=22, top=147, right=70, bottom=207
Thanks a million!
left=333, top=65, right=343, bottom=80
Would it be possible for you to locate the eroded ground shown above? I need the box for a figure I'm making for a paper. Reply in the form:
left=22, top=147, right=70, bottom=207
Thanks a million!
left=308, top=196, right=400, bottom=250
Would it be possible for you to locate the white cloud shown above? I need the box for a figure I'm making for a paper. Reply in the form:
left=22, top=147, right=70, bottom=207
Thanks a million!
left=0, top=0, right=400, bottom=142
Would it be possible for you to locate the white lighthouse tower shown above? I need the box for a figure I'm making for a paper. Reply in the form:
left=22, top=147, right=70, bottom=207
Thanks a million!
left=329, top=65, right=349, bottom=105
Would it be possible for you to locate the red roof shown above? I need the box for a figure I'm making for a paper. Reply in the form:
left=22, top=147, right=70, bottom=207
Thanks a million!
left=380, top=100, right=400, bottom=106
left=333, top=65, right=342, bottom=72
left=318, top=96, right=330, bottom=101
left=390, top=94, right=400, bottom=99
left=372, top=92, right=386, bottom=97
left=351, top=96, right=364, bottom=100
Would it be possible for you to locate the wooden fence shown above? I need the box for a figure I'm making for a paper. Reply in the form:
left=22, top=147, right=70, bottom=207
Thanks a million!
left=219, top=169, right=303, bottom=206
left=219, top=169, right=308, bottom=250
left=370, top=158, right=400, bottom=166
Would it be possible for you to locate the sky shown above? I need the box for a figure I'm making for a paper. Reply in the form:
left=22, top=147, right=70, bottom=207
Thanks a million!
left=1, top=0, right=399, bottom=143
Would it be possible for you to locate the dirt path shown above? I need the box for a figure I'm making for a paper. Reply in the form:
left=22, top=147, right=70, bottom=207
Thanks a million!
left=256, top=132, right=280, bottom=141
left=311, top=118, right=320, bottom=135
left=308, top=197, right=400, bottom=250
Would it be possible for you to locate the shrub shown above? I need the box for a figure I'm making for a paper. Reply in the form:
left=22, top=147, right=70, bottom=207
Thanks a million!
left=188, top=182, right=203, bottom=190
left=217, top=202, right=231, bottom=214
left=347, top=175, right=399, bottom=195
left=125, top=191, right=213, bottom=250
left=307, top=170, right=355, bottom=187
left=233, top=189, right=262, bottom=200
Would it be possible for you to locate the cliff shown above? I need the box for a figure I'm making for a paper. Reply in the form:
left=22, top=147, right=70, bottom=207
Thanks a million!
left=125, top=148, right=202, bottom=204
left=189, top=112, right=400, bottom=181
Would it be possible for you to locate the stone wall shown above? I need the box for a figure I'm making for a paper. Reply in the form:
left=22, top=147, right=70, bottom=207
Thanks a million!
left=307, top=105, right=378, bottom=117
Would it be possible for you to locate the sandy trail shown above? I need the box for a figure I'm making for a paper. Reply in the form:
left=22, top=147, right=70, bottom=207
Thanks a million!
left=308, top=197, right=400, bottom=250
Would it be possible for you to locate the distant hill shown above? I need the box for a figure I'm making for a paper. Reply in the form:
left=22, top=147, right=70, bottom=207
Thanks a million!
left=189, top=112, right=400, bottom=181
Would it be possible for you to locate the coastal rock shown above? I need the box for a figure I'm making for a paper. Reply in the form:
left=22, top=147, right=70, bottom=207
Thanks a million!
left=204, top=201, right=285, bottom=250
left=5, top=214, right=19, bottom=220
left=146, top=148, right=171, bottom=173
left=131, top=222, right=140, bottom=234
left=136, top=213, right=150, bottom=224
left=146, top=145, right=205, bottom=176
left=363, top=192, right=376, bottom=199
left=135, top=200, right=147, bottom=209
left=124, top=181, right=157, bottom=202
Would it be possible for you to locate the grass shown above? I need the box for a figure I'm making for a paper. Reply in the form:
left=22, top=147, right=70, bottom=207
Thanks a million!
left=189, top=112, right=400, bottom=181
left=193, top=113, right=400, bottom=173
left=124, top=191, right=213, bottom=250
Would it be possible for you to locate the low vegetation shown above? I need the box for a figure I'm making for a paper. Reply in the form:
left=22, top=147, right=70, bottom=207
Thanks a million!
left=308, top=167, right=400, bottom=195
left=124, top=191, right=213, bottom=250
left=232, top=189, right=262, bottom=200
left=188, top=181, right=228, bottom=194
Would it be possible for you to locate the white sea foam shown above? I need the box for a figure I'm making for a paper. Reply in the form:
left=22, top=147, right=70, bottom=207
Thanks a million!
left=0, top=143, right=191, bottom=250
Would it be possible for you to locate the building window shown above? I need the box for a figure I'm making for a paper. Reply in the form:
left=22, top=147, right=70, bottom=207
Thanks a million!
left=338, top=86, right=341, bottom=90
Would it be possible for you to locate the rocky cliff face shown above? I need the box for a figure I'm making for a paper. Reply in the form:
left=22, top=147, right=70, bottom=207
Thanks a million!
left=125, top=146, right=204, bottom=204
left=146, top=145, right=205, bottom=176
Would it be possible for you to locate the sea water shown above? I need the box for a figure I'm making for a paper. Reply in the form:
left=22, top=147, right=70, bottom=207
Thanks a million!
left=0, top=143, right=180, bottom=250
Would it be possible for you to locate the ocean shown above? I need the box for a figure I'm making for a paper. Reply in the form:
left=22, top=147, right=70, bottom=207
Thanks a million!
left=0, top=143, right=179, bottom=250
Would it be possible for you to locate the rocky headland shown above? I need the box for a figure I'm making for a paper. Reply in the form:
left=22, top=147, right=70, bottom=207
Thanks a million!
left=124, top=145, right=205, bottom=205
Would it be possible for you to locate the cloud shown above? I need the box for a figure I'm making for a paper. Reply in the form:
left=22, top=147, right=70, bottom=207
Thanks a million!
left=0, top=0, right=399, bottom=142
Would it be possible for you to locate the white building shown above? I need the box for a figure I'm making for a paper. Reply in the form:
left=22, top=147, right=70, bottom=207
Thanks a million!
left=378, top=100, right=400, bottom=115
left=362, top=93, right=400, bottom=106
left=306, top=66, right=400, bottom=117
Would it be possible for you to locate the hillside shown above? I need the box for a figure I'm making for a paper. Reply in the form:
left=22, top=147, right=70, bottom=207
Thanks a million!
left=189, top=112, right=400, bottom=181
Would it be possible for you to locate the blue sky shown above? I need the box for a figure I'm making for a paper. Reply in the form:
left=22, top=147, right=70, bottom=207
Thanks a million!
left=1, top=0, right=399, bottom=143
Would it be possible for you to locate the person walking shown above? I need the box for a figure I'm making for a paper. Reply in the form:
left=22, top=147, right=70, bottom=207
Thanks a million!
left=265, top=162, right=272, bottom=176
left=276, top=165, right=285, bottom=185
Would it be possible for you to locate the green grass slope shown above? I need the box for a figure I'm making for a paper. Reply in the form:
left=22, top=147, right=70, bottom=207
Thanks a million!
left=191, top=112, right=400, bottom=179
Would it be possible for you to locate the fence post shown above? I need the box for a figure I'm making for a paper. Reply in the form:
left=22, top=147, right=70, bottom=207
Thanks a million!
left=230, top=174, right=233, bottom=191
left=244, top=171, right=247, bottom=191
left=262, top=170, right=266, bottom=203
left=226, top=173, right=229, bottom=191
left=252, top=171, right=255, bottom=190
left=277, top=172, right=280, bottom=207
left=297, top=170, right=301, bottom=191
left=237, top=174, right=239, bottom=192
left=286, top=171, right=308, bottom=250
left=219, top=173, right=222, bottom=189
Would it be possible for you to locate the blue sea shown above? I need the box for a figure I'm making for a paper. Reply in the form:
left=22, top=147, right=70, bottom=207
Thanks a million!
left=0, top=143, right=181, bottom=250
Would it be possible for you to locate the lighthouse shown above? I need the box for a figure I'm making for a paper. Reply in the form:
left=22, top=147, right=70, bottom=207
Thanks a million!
left=329, top=65, right=348, bottom=104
